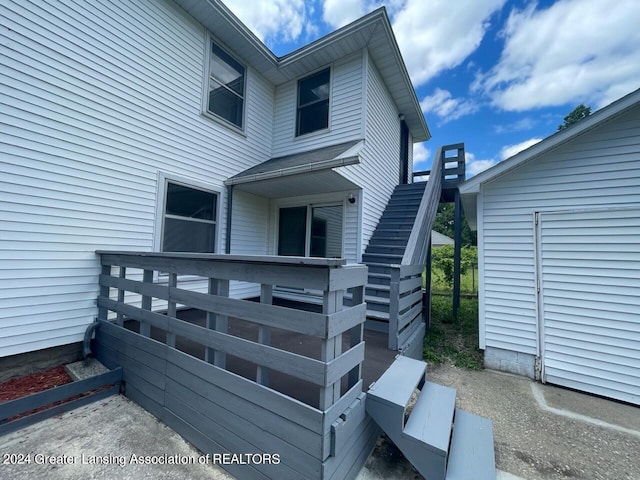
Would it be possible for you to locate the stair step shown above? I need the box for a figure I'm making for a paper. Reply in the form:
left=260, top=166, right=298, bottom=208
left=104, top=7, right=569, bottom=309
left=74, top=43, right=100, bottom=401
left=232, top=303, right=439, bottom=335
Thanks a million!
left=403, top=381, right=456, bottom=457
left=445, top=409, right=496, bottom=480
left=366, top=309, right=389, bottom=321
left=366, top=245, right=406, bottom=255
left=367, top=273, right=391, bottom=286
left=368, top=356, right=426, bottom=409
left=362, top=253, right=403, bottom=264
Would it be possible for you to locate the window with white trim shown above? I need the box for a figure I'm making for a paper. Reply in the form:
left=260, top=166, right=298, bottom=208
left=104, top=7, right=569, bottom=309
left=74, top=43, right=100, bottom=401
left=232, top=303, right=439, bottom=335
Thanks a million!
left=161, top=182, right=218, bottom=253
left=206, top=40, right=245, bottom=129
left=296, top=68, right=330, bottom=136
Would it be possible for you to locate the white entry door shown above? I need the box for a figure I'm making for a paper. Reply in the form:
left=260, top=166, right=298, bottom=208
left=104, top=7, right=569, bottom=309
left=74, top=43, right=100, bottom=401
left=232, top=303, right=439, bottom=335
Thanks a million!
left=537, top=208, right=640, bottom=405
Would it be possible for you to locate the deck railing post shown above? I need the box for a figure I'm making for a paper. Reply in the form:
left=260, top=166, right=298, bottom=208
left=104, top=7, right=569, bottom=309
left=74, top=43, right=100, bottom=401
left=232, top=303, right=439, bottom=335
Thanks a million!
left=348, top=285, right=364, bottom=389
left=139, top=269, right=153, bottom=337
left=319, top=288, right=343, bottom=410
left=205, top=278, right=228, bottom=368
left=98, top=263, right=111, bottom=320
left=257, top=284, right=272, bottom=386
left=166, top=273, right=177, bottom=347
left=388, top=268, right=400, bottom=350
left=116, top=266, right=126, bottom=326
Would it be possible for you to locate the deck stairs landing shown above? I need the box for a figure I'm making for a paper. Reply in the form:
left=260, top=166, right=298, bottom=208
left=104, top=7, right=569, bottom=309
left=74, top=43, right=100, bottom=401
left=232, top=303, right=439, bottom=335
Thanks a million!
left=366, top=356, right=496, bottom=480
left=362, top=182, right=427, bottom=323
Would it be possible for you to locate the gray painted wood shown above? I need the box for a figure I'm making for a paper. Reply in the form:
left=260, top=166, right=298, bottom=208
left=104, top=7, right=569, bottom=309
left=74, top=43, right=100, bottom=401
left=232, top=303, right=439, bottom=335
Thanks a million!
left=166, top=348, right=324, bottom=432
left=0, top=368, right=122, bottom=420
left=164, top=366, right=323, bottom=458
left=325, top=415, right=380, bottom=480
left=99, top=252, right=363, bottom=291
left=165, top=391, right=316, bottom=480
left=446, top=409, right=496, bottom=480
left=330, top=393, right=366, bottom=456
left=403, top=146, right=443, bottom=266
left=367, top=355, right=425, bottom=409
left=402, top=381, right=456, bottom=456
left=159, top=406, right=271, bottom=480
left=0, top=385, right=120, bottom=436
left=165, top=381, right=321, bottom=479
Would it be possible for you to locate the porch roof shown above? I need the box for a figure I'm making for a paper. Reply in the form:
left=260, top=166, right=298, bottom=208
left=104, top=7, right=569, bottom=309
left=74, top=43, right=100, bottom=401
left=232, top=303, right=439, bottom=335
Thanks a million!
left=225, top=140, right=363, bottom=198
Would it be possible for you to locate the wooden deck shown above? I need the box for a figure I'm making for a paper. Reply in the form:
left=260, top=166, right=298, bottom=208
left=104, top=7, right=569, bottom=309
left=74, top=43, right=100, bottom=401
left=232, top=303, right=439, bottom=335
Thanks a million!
left=124, top=306, right=397, bottom=409
left=94, top=252, right=380, bottom=480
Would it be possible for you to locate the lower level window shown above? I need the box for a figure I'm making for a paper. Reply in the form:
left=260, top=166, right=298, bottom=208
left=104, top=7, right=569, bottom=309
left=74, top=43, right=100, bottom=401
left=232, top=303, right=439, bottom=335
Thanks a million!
left=278, top=204, right=343, bottom=258
left=162, top=181, right=218, bottom=253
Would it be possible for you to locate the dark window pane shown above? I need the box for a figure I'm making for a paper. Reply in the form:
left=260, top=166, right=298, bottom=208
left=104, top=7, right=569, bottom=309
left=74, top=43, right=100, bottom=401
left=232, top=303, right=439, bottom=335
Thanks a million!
left=299, top=69, right=330, bottom=106
left=166, top=183, right=216, bottom=220
left=212, top=44, right=245, bottom=96
left=310, top=206, right=342, bottom=258
left=278, top=207, right=307, bottom=256
left=209, top=81, right=243, bottom=127
left=297, top=101, right=329, bottom=136
left=163, top=218, right=215, bottom=253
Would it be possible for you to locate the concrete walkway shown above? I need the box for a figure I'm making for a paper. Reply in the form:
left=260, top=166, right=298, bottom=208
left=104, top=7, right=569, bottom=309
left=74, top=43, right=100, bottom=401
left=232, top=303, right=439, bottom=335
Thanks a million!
left=1, top=363, right=638, bottom=480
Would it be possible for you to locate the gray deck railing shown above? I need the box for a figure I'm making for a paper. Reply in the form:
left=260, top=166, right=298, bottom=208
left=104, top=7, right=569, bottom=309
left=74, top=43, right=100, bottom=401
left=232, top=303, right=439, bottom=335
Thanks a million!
left=96, top=252, right=368, bottom=411
left=95, top=252, right=373, bottom=479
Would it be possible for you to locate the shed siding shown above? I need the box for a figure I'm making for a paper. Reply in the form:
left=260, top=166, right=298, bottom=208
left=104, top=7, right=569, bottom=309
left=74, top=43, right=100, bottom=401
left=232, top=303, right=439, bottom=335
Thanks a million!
left=339, top=54, right=401, bottom=251
left=480, top=108, right=640, bottom=355
left=0, top=0, right=274, bottom=356
left=272, top=52, right=364, bottom=157
left=538, top=208, right=640, bottom=404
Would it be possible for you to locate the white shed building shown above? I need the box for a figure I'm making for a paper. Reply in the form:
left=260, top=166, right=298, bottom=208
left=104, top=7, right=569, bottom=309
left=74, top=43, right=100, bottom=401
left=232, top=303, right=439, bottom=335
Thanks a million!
left=460, top=88, right=640, bottom=405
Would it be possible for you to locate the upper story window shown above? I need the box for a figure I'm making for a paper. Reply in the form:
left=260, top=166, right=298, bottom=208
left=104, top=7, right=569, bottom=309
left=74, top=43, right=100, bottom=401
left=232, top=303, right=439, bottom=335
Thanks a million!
left=162, top=181, right=218, bottom=253
left=296, top=68, right=330, bottom=136
left=206, top=41, right=245, bottom=129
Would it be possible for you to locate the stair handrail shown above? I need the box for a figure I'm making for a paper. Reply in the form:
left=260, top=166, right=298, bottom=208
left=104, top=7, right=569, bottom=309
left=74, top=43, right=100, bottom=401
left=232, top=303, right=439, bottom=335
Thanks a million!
left=402, top=144, right=457, bottom=265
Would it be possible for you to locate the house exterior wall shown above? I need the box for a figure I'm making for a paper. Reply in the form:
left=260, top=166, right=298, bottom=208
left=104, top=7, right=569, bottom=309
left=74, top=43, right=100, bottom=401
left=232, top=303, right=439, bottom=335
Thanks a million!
left=478, top=107, right=640, bottom=365
left=272, top=51, right=365, bottom=157
left=0, top=0, right=275, bottom=357
left=339, top=52, right=402, bottom=253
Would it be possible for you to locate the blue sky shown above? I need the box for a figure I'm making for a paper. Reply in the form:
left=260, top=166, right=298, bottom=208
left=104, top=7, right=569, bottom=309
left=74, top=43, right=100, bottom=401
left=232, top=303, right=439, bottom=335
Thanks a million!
left=223, top=0, right=640, bottom=177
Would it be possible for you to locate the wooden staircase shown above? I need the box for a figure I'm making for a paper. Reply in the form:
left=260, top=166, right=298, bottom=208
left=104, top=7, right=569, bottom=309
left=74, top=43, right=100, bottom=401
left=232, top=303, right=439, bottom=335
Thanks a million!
left=366, top=356, right=496, bottom=480
left=362, top=182, right=427, bottom=324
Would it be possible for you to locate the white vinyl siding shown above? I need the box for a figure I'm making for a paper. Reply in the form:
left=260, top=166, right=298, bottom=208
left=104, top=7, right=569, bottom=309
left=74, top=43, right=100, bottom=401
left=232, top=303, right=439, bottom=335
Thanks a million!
left=538, top=208, right=640, bottom=404
left=339, top=53, right=401, bottom=252
left=479, top=107, right=640, bottom=359
left=0, top=0, right=274, bottom=357
left=272, top=52, right=363, bottom=157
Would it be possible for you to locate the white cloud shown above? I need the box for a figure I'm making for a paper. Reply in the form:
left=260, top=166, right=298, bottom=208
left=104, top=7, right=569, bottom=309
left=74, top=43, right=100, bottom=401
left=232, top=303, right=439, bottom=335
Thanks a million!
left=321, top=0, right=506, bottom=86
left=413, top=143, right=431, bottom=167
left=475, top=0, right=640, bottom=111
left=224, top=0, right=309, bottom=44
left=392, top=0, right=507, bottom=86
left=465, top=152, right=497, bottom=177
left=322, top=0, right=367, bottom=28
left=499, top=138, right=542, bottom=161
left=493, top=117, right=536, bottom=134
left=420, top=88, right=478, bottom=123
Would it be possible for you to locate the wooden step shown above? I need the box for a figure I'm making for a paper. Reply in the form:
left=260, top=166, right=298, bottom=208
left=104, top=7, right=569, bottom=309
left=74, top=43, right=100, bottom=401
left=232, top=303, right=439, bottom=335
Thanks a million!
left=403, top=381, right=456, bottom=457
left=445, top=409, right=496, bottom=480
left=367, top=356, right=426, bottom=410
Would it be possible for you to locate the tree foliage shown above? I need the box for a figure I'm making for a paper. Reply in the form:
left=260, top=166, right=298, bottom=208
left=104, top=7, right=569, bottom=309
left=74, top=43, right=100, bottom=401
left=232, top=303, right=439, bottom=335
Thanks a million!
left=558, top=104, right=591, bottom=131
left=433, top=203, right=476, bottom=246
left=431, top=244, right=477, bottom=288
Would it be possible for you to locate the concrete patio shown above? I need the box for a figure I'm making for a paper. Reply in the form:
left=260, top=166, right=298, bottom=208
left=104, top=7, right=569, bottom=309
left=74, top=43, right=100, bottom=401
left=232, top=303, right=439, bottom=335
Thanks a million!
left=1, top=363, right=638, bottom=480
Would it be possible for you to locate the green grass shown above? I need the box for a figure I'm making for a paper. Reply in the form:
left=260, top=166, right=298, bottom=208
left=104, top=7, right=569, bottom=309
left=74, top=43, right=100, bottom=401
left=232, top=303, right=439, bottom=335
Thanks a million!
left=423, top=267, right=478, bottom=295
left=423, top=295, right=483, bottom=370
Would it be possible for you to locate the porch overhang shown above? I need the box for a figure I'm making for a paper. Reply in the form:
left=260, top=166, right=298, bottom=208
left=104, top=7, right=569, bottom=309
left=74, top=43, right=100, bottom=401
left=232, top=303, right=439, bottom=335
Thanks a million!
left=225, top=140, right=363, bottom=198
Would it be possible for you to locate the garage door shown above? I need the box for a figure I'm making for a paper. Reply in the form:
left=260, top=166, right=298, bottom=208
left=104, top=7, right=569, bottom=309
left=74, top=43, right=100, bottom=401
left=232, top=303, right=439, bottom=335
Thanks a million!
left=537, top=208, right=640, bottom=405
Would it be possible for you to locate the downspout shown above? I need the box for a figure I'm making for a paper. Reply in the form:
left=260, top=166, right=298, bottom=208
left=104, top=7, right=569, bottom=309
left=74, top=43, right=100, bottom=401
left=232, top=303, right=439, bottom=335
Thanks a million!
left=225, top=185, right=233, bottom=254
